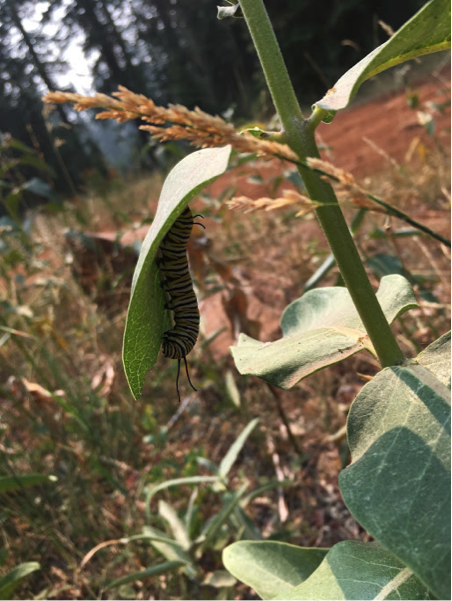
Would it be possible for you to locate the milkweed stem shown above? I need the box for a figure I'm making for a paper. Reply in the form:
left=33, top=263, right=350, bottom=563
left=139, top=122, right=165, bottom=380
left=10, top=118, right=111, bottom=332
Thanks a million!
left=239, top=0, right=405, bottom=367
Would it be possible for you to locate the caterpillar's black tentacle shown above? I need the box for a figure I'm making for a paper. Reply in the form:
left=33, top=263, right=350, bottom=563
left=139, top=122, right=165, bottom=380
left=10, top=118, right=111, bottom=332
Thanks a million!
left=158, top=206, right=201, bottom=402
left=184, top=355, right=197, bottom=392
left=175, top=359, right=181, bottom=403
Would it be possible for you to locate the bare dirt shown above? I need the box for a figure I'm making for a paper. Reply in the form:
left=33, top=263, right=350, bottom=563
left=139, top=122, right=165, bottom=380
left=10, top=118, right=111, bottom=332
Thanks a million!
left=66, top=70, right=451, bottom=360
left=199, top=71, right=451, bottom=358
left=316, top=71, right=451, bottom=175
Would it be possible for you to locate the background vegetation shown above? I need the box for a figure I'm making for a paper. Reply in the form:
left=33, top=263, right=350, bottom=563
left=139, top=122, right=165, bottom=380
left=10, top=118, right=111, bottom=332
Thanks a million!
left=0, top=0, right=450, bottom=599
left=1, top=0, right=429, bottom=196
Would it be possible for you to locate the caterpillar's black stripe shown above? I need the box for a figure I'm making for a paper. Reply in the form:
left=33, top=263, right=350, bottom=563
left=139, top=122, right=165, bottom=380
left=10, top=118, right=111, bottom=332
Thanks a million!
left=158, top=206, right=204, bottom=402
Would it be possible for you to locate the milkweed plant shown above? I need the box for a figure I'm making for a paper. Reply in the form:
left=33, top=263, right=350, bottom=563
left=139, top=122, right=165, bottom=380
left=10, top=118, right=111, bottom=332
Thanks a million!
left=44, top=0, right=451, bottom=598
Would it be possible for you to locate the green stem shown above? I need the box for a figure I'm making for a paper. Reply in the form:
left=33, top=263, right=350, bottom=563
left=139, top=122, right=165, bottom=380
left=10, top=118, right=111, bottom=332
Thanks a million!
left=308, top=106, right=329, bottom=133
left=237, top=1, right=304, bottom=125
left=239, top=0, right=405, bottom=367
left=313, top=168, right=451, bottom=248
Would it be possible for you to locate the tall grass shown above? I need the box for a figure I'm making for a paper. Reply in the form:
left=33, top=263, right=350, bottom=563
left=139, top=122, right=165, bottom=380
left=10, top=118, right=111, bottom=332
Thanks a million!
left=0, top=96, right=450, bottom=598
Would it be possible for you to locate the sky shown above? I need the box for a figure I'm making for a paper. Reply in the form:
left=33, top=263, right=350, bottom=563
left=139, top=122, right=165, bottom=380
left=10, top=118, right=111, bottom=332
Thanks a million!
left=20, top=1, right=139, bottom=168
left=22, top=0, right=95, bottom=94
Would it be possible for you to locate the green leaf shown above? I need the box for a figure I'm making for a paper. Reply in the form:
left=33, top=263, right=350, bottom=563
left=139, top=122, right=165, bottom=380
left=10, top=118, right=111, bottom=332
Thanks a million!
left=303, top=254, right=336, bottom=292
left=0, top=473, right=57, bottom=492
left=0, top=562, right=40, bottom=600
left=21, top=177, right=60, bottom=202
left=158, top=500, right=191, bottom=549
left=4, top=191, right=21, bottom=219
left=142, top=526, right=196, bottom=578
left=196, top=457, right=219, bottom=474
left=340, top=334, right=451, bottom=600
left=314, top=0, right=451, bottom=116
left=122, top=531, right=184, bottom=547
left=104, top=561, right=184, bottom=591
left=123, top=146, right=231, bottom=399
left=231, top=275, right=417, bottom=389
left=225, top=370, right=241, bottom=407
left=19, top=155, right=55, bottom=176
left=7, top=138, right=35, bottom=154
left=218, top=418, right=259, bottom=479
left=199, top=482, right=249, bottom=549
left=417, top=330, right=451, bottom=387
left=144, top=476, right=220, bottom=521
left=271, top=542, right=434, bottom=600
left=222, top=541, right=327, bottom=600
left=184, top=487, right=199, bottom=537
left=241, top=127, right=273, bottom=139
left=117, top=584, right=136, bottom=599
left=203, top=570, right=237, bottom=588
left=370, top=227, right=422, bottom=240
left=240, top=479, right=292, bottom=509
left=367, top=253, right=441, bottom=304
left=229, top=505, right=264, bottom=540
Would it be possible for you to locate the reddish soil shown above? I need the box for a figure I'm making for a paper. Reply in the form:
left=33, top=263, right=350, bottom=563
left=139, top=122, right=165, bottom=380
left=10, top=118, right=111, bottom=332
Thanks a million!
left=199, top=71, right=451, bottom=359
left=67, top=71, right=450, bottom=360
left=207, top=70, right=450, bottom=202
left=316, top=72, right=451, bottom=176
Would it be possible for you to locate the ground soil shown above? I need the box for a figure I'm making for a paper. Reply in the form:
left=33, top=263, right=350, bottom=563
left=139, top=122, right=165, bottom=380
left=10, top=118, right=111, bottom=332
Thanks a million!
left=200, top=68, right=451, bottom=358
left=70, top=68, right=451, bottom=359
left=7, top=67, right=450, bottom=600
left=316, top=70, right=451, bottom=176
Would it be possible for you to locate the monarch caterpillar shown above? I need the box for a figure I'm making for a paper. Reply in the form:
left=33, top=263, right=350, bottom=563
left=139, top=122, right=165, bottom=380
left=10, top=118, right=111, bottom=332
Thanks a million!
left=158, top=206, right=205, bottom=402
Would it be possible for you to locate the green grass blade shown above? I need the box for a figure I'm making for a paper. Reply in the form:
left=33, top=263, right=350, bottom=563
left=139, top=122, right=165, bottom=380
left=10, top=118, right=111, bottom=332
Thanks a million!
left=0, top=473, right=56, bottom=493
left=218, top=418, right=259, bottom=479
left=0, top=562, right=40, bottom=600
left=104, top=561, right=184, bottom=591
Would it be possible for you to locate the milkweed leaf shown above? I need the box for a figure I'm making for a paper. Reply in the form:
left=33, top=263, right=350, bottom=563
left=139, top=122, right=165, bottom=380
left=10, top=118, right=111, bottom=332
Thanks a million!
left=313, top=0, right=450, bottom=118
left=123, top=146, right=231, bottom=399
left=231, top=274, right=417, bottom=389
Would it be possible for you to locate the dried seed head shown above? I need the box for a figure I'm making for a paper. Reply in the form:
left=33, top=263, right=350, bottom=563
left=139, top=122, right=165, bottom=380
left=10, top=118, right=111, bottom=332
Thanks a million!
left=43, top=86, right=298, bottom=163
left=227, top=189, right=315, bottom=215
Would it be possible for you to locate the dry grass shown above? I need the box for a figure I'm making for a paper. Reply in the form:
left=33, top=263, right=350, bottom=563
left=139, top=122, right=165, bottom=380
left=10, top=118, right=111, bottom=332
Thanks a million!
left=44, top=87, right=298, bottom=164
left=0, top=132, right=450, bottom=599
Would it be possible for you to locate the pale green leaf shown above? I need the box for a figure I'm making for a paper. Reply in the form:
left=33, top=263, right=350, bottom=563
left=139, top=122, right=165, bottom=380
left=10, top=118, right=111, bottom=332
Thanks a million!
left=417, top=330, right=451, bottom=387
left=222, top=540, right=327, bottom=600
left=142, top=526, right=196, bottom=578
left=200, top=482, right=249, bottom=549
left=21, top=177, right=60, bottom=202
left=0, top=473, right=57, bottom=492
left=314, top=0, right=451, bottom=115
left=123, top=146, right=231, bottom=399
left=340, top=334, right=451, bottom=600
left=104, top=561, right=184, bottom=591
left=158, top=500, right=191, bottom=549
left=218, top=418, right=259, bottom=479
left=231, top=275, right=417, bottom=389
left=225, top=370, right=241, bottom=407
left=202, top=570, right=236, bottom=588
left=144, top=476, right=220, bottom=521
left=272, top=542, right=434, bottom=600
left=0, top=562, right=40, bottom=600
